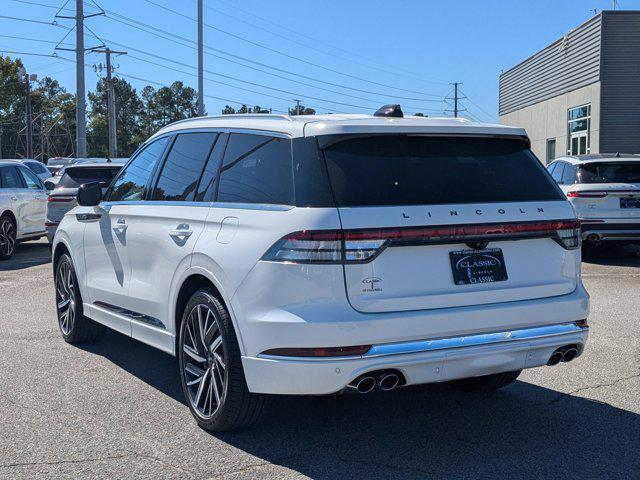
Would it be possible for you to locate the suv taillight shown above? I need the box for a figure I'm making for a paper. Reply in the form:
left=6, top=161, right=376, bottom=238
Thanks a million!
left=262, top=219, right=582, bottom=264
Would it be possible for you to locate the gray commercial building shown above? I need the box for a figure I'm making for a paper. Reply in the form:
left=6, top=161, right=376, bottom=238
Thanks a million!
left=499, top=10, right=640, bottom=164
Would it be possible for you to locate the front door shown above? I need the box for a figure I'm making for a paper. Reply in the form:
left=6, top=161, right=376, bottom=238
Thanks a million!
left=82, top=135, right=171, bottom=335
left=16, top=166, right=47, bottom=234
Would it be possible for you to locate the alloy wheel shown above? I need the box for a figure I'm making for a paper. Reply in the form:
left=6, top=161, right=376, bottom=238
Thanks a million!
left=0, top=219, right=15, bottom=257
left=181, top=304, right=227, bottom=419
left=55, top=260, right=76, bottom=336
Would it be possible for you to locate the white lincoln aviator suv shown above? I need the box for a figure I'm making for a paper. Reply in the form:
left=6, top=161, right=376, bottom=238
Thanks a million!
left=51, top=107, right=590, bottom=431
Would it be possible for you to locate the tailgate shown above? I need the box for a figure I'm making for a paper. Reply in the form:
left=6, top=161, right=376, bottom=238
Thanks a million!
left=569, top=183, right=640, bottom=220
left=339, top=202, right=579, bottom=313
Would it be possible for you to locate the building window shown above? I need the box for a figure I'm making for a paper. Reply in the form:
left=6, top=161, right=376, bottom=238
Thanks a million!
left=546, top=139, right=556, bottom=163
left=567, top=104, right=590, bottom=155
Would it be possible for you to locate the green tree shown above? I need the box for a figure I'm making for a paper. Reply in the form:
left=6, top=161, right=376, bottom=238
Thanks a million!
left=0, top=55, right=26, bottom=159
left=288, top=103, right=315, bottom=115
left=221, top=105, right=236, bottom=115
left=87, top=77, right=144, bottom=157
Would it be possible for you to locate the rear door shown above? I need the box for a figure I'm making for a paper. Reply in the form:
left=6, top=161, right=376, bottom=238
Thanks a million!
left=0, top=166, right=31, bottom=236
left=125, top=132, right=219, bottom=348
left=572, top=161, right=640, bottom=220
left=322, top=135, right=578, bottom=313
left=16, top=166, right=47, bottom=233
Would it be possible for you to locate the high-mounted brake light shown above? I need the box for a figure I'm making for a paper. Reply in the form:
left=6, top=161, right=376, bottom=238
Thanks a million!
left=261, top=219, right=582, bottom=264
left=567, top=191, right=608, bottom=198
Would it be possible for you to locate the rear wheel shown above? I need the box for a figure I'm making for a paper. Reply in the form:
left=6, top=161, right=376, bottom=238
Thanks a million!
left=55, top=253, right=105, bottom=343
left=448, top=370, right=522, bottom=392
left=0, top=214, right=16, bottom=260
left=178, top=289, right=264, bottom=432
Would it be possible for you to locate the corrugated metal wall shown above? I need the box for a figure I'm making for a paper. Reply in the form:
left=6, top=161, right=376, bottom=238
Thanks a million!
left=600, top=11, right=640, bottom=154
left=499, top=15, right=602, bottom=116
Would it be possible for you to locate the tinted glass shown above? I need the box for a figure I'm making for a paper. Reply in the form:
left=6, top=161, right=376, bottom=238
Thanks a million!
left=195, top=134, right=227, bottom=201
left=561, top=164, right=575, bottom=185
left=323, top=136, right=563, bottom=207
left=26, top=161, right=48, bottom=174
left=217, top=134, right=294, bottom=205
left=17, top=167, right=43, bottom=189
left=0, top=166, right=25, bottom=189
left=152, top=132, right=218, bottom=201
left=59, top=167, right=122, bottom=188
left=577, top=162, right=640, bottom=184
left=547, top=163, right=557, bottom=176
left=110, top=137, right=169, bottom=201
left=551, top=162, right=565, bottom=182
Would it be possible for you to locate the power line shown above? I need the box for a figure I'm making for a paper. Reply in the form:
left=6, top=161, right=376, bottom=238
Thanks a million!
left=100, top=7, right=443, bottom=103
left=143, top=0, right=441, bottom=97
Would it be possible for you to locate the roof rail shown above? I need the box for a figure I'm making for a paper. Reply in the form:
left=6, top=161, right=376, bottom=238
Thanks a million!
left=169, top=114, right=293, bottom=127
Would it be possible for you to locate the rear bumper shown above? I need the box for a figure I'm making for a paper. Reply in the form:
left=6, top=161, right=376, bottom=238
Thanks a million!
left=581, top=221, right=640, bottom=241
left=242, top=322, right=588, bottom=395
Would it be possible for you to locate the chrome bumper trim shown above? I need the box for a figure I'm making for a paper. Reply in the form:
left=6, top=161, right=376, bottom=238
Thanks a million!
left=363, top=323, right=588, bottom=358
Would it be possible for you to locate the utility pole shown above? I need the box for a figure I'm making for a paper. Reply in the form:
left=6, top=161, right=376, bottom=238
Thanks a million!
left=197, top=0, right=204, bottom=116
left=76, top=0, right=87, bottom=158
left=25, top=73, right=34, bottom=158
left=0, top=126, right=3, bottom=159
left=293, top=99, right=301, bottom=115
left=94, top=48, right=127, bottom=158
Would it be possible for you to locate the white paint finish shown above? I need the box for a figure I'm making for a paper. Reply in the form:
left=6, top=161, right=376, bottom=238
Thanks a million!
left=216, top=216, right=239, bottom=244
left=0, top=162, right=47, bottom=239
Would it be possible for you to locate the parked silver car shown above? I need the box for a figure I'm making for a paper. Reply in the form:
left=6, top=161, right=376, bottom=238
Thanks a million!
left=0, top=160, right=48, bottom=260
left=46, top=161, right=124, bottom=242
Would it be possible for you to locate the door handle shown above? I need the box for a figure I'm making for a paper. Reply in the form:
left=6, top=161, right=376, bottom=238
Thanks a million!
left=169, top=224, right=193, bottom=239
left=112, top=218, right=127, bottom=233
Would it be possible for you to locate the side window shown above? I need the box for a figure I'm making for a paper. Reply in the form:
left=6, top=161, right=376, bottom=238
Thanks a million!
left=547, top=163, right=557, bottom=176
left=217, top=134, right=294, bottom=205
left=551, top=162, right=565, bottom=183
left=195, top=134, right=227, bottom=201
left=152, top=132, right=218, bottom=202
left=561, top=164, right=575, bottom=185
left=109, top=137, right=170, bottom=202
left=0, top=166, right=25, bottom=189
left=18, top=167, right=44, bottom=190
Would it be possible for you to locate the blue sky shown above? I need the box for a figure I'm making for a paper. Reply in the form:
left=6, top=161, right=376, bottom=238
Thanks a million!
left=2, top=0, right=639, bottom=122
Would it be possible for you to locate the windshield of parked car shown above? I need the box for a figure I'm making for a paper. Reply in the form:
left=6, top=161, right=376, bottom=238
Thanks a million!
left=576, top=162, right=640, bottom=184
left=59, top=167, right=122, bottom=188
left=322, top=135, right=563, bottom=207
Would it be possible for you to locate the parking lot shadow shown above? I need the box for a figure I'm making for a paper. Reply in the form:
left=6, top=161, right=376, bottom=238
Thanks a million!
left=0, top=240, right=51, bottom=271
left=582, top=243, right=640, bottom=267
left=79, top=330, right=640, bottom=479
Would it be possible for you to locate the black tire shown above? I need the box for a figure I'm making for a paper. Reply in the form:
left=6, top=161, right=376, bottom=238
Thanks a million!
left=178, top=289, right=265, bottom=432
left=55, top=253, right=106, bottom=343
left=448, top=370, right=522, bottom=392
left=0, top=214, right=17, bottom=260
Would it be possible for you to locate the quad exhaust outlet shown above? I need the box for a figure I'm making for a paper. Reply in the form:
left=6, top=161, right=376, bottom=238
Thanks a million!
left=547, top=345, right=579, bottom=366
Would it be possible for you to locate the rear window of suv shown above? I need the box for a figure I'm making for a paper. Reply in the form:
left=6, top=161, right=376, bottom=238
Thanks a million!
left=322, top=136, right=563, bottom=207
left=59, top=167, right=121, bottom=188
left=577, top=162, right=640, bottom=184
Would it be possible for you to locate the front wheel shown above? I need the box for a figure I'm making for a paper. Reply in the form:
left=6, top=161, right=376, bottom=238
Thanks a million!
left=448, top=370, right=522, bottom=392
left=55, top=253, right=105, bottom=343
left=178, top=289, right=265, bottom=432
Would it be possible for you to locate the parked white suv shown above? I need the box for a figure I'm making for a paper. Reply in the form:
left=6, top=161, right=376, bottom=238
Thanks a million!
left=52, top=109, right=590, bottom=431
left=0, top=160, right=48, bottom=260
left=547, top=154, right=640, bottom=245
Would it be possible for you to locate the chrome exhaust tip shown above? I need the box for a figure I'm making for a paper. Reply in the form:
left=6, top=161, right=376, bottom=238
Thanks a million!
left=379, top=373, right=399, bottom=392
left=562, top=347, right=578, bottom=362
left=587, top=234, right=600, bottom=242
left=350, top=376, right=376, bottom=394
left=547, top=351, right=563, bottom=366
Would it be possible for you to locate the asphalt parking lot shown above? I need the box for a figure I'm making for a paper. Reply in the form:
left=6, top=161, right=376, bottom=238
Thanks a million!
left=0, top=239, right=639, bottom=479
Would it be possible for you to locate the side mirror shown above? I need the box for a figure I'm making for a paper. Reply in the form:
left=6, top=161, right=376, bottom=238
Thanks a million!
left=44, top=180, right=55, bottom=191
left=77, top=181, right=102, bottom=206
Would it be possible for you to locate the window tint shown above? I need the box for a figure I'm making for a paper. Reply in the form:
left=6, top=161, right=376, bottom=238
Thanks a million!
left=152, top=132, right=218, bottom=201
left=110, top=137, right=169, bottom=201
left=217, top=134, right=294, bottom=205
left=59, top=167, right=122, bottom=188
left=561, top=164, right=575, bottom=185
left=547, top=163, right=557, bottom=176
left=25, top=161, right=48, bottom=174
left=323, top=136, right=564, bottom=207
left=17, top=167, right=43, bottom=189
left=551, top=162, right=565, bottom=183
left=0, top=166, right=25, bottom=189
left=195, top=134, right=227, bottom=201
left=577, top=162, right=640, bottom=184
